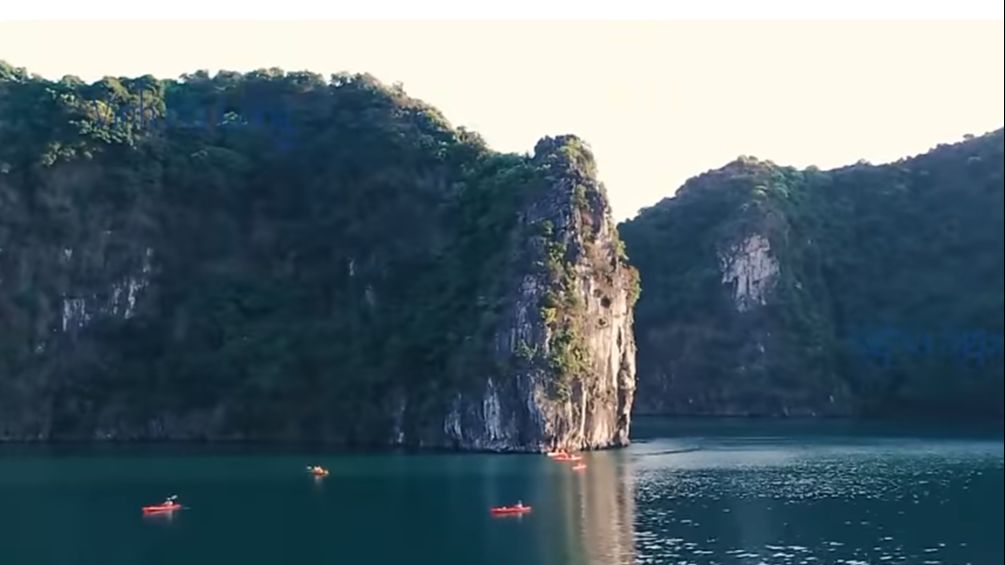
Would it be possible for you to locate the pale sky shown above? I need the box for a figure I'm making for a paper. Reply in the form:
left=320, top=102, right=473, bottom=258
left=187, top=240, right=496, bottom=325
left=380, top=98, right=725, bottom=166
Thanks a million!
left=2, top=21, right=1003, bottom=220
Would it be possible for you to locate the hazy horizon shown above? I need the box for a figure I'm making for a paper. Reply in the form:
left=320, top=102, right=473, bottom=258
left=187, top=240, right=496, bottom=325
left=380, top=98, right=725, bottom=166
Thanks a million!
left=2, top=20, right=1003, bottom=219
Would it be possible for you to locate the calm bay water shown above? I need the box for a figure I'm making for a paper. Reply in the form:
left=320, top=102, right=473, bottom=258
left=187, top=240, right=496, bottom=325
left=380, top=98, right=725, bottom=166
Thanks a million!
left=2, top=419, right=1002, bottom=565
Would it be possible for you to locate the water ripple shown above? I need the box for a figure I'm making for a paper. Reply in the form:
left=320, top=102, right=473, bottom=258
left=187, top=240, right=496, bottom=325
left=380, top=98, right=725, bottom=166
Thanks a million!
left=628, top=436, right=1002, bottom=564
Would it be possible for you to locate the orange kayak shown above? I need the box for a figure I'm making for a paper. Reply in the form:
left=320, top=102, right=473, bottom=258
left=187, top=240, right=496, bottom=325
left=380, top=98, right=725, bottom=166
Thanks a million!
left=546, top=451, right=566, bottom=458
left=142, top=503, right=181, bottom=514
left=490, top=504, right=532, bottom=516
left=307, top=466, right=330, bottom=477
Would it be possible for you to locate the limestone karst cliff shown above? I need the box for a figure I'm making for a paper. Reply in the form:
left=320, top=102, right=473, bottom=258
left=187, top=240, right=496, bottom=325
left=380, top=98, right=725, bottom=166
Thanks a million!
left=436, top=136, right=637, bottom=451
left=0, top=62, right=638, bottom=449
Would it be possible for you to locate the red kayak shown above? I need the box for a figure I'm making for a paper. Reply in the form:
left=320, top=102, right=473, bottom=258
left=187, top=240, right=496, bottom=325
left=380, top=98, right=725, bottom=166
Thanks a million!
left=142, top=503, right=181, bottom=514
left=490, top=504, right=532, bottom=516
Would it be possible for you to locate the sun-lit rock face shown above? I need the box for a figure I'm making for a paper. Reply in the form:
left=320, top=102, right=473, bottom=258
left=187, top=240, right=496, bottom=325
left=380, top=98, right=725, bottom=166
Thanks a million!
left=432, top=136, right=638, bottom=452
left=719, top=234, right=778, bottom=312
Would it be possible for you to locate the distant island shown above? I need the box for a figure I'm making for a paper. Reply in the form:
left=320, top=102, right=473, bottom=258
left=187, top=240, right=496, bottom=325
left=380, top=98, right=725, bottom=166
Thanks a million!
left=622, top=129, right=1004, bottom=418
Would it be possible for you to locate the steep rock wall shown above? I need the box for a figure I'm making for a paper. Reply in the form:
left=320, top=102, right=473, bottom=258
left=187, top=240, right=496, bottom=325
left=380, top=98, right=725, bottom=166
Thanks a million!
left=432, top=137, right=638, bottom=451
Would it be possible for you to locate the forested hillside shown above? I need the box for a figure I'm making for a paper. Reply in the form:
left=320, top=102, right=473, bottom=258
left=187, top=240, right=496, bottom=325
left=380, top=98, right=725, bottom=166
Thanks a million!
left=622, top=130, right=1004, bottom=417
left=0, top=61, right=638, bottom=448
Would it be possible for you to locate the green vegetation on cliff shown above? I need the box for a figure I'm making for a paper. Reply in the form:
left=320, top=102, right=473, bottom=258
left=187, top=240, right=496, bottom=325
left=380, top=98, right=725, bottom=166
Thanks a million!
left=622, top=130, right=1004, bottom=417
left=0, top=62, right=626, bottom=442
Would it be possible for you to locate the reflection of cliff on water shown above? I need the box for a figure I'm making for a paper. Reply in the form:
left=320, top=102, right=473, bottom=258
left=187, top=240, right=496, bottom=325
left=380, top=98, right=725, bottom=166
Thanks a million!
left=531, top=449, right=636, bottom=565
left=577, top=450, right=636, bottom=565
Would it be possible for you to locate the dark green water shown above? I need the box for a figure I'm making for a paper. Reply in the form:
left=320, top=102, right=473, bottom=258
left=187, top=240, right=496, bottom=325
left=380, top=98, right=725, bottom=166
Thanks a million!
left=2, top=419, right=1002, bottom=565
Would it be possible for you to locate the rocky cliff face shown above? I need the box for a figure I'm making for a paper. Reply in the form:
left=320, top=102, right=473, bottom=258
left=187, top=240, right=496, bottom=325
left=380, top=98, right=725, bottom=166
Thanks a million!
left=0, top=67, right=638, bottom=449
left=719, top=234, right=778, bottom=312
left=622, top=131, right=1004, bottom=418
left=433, top=137, right=638, bottom=451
